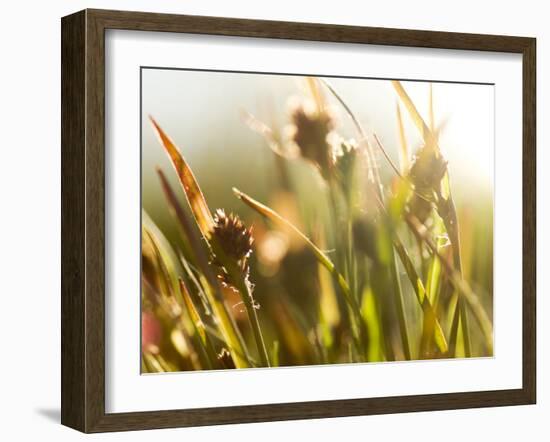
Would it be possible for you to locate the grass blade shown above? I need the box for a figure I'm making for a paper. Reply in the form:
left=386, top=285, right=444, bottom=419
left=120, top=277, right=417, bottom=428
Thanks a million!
left=149, top=116, right=214, bottom=237
left=389, top=251, right=412, bottom=359
left=391, top=81, right=431, bottom=143
left=392, top=82, right=472, bottom=357
left=392, top=235, right=448, bottom=354
left=233, top=188, right=350, bottom=300
left=406, top=215, right=493, bottom=354
left=319, top=78, right=381, bottom=193
left=179, top=278, right=221, bottom=369
left=233, top=187, right=369, bottom=355
left=396, top=102, right=410, bottom=175
left=156, top=167, right=252, bottom=368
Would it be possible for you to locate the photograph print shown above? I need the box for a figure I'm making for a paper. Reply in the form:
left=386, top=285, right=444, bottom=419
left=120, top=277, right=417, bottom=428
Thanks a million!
left=140, top=69, right=494, bottom=373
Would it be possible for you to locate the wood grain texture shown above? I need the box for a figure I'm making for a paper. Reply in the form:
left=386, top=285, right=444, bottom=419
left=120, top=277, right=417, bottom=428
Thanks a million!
left=522, top=38, right=536, bottom=403
left=61, top=8, right=537, bottom=433
left=61, top=10, right=86, bottom=432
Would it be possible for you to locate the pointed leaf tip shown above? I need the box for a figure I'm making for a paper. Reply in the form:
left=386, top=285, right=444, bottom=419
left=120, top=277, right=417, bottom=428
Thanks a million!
left=149, top=116, right=215, bottom=237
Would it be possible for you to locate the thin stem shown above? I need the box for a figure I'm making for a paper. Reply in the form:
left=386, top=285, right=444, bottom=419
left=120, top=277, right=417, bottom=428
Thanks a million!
left=442, top=191, right=472, bottom=357
left=448, top=293, right=460, bottom=356
left=373, top=133, right=404, bottom=180
left=390, top=251, right=412, bottom=360
left=321, top=80, right=413, bottom=361
left=209, top=238, right=271, bottom=368
left=392, top=233, right=448, bottom=354
left=406, top=215, right=493, bottom=354
left=347, top=216, right=355, bottom=300
left=234, top=187, right=368, bottom=358
left=319, top=78, right=384, bottom=191
left=234, top=277, right=271, bottom=367
left=156, top=168, right=252, bottom=367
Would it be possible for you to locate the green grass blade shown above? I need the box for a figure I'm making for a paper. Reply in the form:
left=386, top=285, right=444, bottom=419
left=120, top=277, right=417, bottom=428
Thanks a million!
left=406, top=216, right=493, bottom=354
left=392, top=235, right=448, bottom=354
left=233, top=187, right=368, bottom=354
left=389, top=251, right=412, bottom=359
left=234, top=188, right=349, bottom=295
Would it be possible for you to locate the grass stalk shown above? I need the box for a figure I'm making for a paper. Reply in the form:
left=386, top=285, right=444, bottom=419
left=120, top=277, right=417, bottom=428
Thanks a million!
left=156, top=168, right=252, bottom=367
left=234, top=187, right=369, bottom=356
left=392, top=234, right=448, bottom=354
left=392, top=80, right=473, bottom=357
left=389, top=251, right=412, bottom=359
left=321, top=79, right=414, bottom=359
left=443, top=194, right=472, bottom=357
left=211, top=244, right=271, bottom=367
left=406, top=215, right=493, bottom=354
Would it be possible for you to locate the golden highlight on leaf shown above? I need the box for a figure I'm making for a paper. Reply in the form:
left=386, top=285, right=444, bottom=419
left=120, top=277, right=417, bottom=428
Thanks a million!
left=141, top=74, right=494, bottom=373
left=233, top=187, right=368, bottom=352
left=306, top=77, right=325, bottom=113
left=391, top=81, right=432, bottom=145
left=149, top=116, right=214, bottom=237
left=233, top=187, right=342, bottom=283
left=155, top=167, right=252, bottom=368
left=396, top=102, right=410, bottom=175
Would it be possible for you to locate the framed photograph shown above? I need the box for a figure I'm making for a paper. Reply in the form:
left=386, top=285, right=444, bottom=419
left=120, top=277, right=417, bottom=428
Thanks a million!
left=61, top=9, right=536, bottom=433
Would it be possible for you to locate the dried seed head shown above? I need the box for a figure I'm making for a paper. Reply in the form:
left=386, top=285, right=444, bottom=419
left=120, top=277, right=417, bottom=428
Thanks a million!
left=408, top=145, right=448, bottom=192
left=406, top=144, right=448, bottom=223
left=407, top=193, right=434, bottom=224
left=210, top=209, right=254, bottom=286
left=288, top=100, right=336, bottom=180
left=212, top=209, right=254, bottom=261
left=333, top=138, right=359, bottom=195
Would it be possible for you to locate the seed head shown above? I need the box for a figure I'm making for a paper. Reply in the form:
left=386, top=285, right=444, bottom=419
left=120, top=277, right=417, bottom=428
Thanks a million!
left=407, top=144, right=448, bottom=223
left=333, top=138, right=359, bottom=195
left=211, top=209, right=254, bottom=286
left=288, top=101, right=336, bottom=180
left=408, top=145, right=448, bottom=192
left=212, top=209, right=254, bottom=261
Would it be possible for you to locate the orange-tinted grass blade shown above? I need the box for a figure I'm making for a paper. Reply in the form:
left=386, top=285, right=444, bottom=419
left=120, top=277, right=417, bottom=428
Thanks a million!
left=156, top=167, right=252, bottom=368
left=233, top=188, right=345, bottom=288
left=306, top=77, right=325, bottom=113
left=149, top=116, right=214, bottom=237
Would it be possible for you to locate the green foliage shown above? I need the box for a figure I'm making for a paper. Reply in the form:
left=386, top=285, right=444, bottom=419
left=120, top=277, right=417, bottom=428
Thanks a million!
left=141, top=79, right=493, bottom=372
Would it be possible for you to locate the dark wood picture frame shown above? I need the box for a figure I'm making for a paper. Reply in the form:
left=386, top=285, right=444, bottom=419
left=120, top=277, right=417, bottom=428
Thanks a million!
left=61, top=8, right=536, bottom=433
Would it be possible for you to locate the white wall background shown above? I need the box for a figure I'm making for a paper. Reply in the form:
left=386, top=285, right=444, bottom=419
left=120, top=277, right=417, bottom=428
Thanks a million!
left=0, top=0, right=546, bottom=440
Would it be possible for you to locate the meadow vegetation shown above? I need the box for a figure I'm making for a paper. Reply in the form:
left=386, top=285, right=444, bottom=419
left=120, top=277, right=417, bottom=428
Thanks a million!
left=141, top=78, right=493, bottom=373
